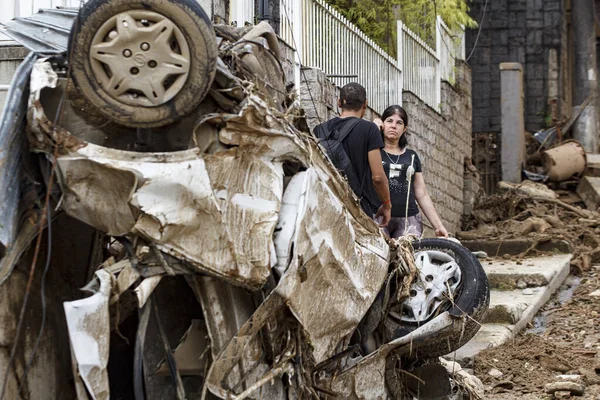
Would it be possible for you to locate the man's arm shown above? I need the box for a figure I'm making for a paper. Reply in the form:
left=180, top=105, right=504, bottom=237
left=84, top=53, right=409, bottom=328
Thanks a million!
left=367, top=149, right=391, bottom=226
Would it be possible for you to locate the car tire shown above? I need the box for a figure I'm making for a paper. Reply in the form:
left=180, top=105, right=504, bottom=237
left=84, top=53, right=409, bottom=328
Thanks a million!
left=69, top=0, right=218, bottom=128
left=386, top=238, right=490, bottom=358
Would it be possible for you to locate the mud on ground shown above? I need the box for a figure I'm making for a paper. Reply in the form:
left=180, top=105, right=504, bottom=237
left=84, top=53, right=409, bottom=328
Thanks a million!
left=473, top=264, right=600, bottom=399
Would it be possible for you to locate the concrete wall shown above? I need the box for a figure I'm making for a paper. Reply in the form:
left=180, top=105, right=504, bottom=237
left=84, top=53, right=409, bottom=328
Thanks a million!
left=0, top=41, right=29, bottom=112
left=466, top=0, right=569, bottom=134
left=299, top=62, right=473, bottom=235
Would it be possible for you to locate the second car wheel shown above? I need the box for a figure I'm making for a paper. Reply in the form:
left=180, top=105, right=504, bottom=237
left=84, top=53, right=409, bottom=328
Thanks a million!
left=385, top=238, right=490, bottom=358
left=69, top=0, right=218, bottom=128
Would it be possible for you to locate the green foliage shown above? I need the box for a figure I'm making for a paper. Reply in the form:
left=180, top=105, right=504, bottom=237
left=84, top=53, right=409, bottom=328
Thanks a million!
left=327, top=0, right=477, bottom=57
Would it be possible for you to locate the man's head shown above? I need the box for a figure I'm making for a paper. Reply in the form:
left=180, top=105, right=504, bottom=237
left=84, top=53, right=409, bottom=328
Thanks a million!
left=338, top=83, right=367, bottom=115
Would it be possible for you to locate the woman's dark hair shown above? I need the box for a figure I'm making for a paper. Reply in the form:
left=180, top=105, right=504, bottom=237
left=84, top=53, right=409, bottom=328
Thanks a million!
left=380, top=105, right=408, bottom=149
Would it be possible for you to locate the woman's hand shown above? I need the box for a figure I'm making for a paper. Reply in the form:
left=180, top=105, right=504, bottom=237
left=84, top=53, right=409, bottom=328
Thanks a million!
left=373, top=118, right=383, bottom=131
left=435, top=225, right=449, bottom=238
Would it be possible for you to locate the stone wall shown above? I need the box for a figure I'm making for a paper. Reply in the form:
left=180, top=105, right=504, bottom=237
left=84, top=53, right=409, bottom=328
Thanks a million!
left=466, top=0, right=569, bottom=134
left=299, top=62, right=472, bottom=235
left=402, top=61, right=473, bottom=234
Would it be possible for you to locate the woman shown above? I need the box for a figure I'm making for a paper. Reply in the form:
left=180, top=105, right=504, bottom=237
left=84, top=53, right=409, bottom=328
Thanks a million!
left=373, top=105, right=448, bottom=239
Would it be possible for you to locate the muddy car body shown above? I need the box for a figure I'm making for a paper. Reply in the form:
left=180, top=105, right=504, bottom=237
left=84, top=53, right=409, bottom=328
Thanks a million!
left=0, top=2, right=489, bottom=399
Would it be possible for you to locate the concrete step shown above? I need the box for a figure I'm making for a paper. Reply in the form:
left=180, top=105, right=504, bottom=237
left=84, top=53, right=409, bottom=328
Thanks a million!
left=446, top=253, right=572, bottom=366
left=481, top=254, right=571, bottom=290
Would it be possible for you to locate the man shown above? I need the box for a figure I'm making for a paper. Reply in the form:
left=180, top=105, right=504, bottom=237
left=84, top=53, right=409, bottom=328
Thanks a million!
left=313, top=83, right=391, bottom=226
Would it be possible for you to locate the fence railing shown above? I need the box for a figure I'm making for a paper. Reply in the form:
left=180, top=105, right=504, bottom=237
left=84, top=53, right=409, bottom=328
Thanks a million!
left=278, top=0, right=465, bottom=113
left=398, top=20, right=439, bottom=111
left=280, top=0, right=402, bottom=114
left=438, top=16, right=465, bottom=86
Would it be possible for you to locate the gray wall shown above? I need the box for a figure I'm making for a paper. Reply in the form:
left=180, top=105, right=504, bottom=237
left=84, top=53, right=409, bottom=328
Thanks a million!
left=466, top=0, right=569, bottom=134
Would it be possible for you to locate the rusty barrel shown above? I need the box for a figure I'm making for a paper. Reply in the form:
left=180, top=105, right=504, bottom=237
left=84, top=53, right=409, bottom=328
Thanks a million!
left=541, top=140, right=587, bottom=182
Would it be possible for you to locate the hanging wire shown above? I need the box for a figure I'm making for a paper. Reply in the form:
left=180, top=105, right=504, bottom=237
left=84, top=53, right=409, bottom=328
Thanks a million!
left=465, top=0, right=489, bottom=62
left=17, top=164, right=54, bottom=397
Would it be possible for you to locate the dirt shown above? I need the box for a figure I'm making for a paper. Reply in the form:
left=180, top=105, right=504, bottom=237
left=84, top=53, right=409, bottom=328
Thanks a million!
left=473, top=265, right=600, bottom=399
left=460, top=184, right=600, bottom=274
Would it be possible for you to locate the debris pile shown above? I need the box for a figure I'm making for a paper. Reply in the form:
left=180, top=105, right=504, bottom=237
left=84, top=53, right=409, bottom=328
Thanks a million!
left=460, top=180, right=600, bottom=273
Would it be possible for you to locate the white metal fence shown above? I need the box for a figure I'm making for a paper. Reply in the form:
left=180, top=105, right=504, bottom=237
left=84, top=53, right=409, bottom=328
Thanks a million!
left=398, top=19, right=439, bottom=110
left=278, top=0, right=465, bottom=113
left=280, top=0, right=402, bottom=114
left=438, top=16, right=466, bottom=86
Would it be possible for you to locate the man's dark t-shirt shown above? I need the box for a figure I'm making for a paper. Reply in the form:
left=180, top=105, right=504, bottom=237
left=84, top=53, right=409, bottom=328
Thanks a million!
left=313, top=117, right=384, bottom=213
left=377, top=149, right=422, bottom=218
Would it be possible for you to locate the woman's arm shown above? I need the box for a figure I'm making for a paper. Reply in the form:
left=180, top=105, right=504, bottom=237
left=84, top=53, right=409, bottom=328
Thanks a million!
left=413, top=172, right=449, bottom=238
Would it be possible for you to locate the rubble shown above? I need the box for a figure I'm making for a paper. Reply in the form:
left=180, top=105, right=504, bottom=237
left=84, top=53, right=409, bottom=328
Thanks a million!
left=460, top=179, right=600, bottom=273
left=545, top=381, right=586, bottom=396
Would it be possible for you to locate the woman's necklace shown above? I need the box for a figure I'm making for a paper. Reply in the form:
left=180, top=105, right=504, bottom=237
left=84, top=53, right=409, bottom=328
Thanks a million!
left=384, top=147, right=405, bottom=164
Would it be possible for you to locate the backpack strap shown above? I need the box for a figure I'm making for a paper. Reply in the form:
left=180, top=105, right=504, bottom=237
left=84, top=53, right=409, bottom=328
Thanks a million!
left=334, top=118, right=360, bottom=142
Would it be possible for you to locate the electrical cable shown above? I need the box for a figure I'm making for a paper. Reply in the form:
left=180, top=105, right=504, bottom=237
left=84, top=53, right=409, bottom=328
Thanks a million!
left=466, top=0, right=489, bottom=62
left=16, top=164, right=53, bottom=397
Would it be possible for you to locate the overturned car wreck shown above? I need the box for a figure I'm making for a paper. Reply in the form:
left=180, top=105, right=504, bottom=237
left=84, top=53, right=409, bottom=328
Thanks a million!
left=0, top=1, right=489, bottom=399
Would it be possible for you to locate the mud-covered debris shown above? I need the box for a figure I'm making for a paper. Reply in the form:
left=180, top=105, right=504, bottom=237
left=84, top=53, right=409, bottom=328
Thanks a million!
left=461, top=180, right=600, bottom=272
left=545, top=381, right=585, bottom=396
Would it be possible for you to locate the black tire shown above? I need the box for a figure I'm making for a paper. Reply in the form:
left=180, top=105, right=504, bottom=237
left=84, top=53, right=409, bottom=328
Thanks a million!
left=386, top=238, right=490, bottom=358
left=69, top=0, right=217, bottom=128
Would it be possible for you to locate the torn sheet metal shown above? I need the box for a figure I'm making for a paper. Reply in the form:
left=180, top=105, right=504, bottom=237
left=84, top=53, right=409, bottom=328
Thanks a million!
left=205, top=293, right=287, bottom=399
left=187, top=276, right=286, bottom=399
left=329, top=311, right=455, bottom=398
left=275, top=167, right=389, bottom=363
left=52, top=143, right=283, bottom=289
left=63, top=269, right=112, bottom=400
left=135, top=276, right=163, bottom=308
left=330, top=353, right=388, bottom=400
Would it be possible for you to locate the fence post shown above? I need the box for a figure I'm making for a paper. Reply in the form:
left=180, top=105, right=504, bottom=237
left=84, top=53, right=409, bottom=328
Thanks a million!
left=397, top=20, right=404, bottom=106
left=435, top=16, right=442, bottom=110
left=292, top=0, right=302, bottom=95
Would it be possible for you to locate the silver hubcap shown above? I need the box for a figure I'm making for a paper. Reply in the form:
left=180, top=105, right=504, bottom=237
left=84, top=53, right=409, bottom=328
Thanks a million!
left=400, top=250, right=462, bottom=323
left=89, top=10, right=191, bottom=107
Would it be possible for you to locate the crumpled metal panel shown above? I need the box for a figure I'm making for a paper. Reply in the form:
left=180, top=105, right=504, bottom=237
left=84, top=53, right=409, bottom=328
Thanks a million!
left=54, top=143, right=282, bottom=289
left=187, top=276, right=285, bottom=399
left=205, top=293, right=286, bottom=398
left=63, top=269, right=111, bottom=400
left=0, top=8, right=77, bottom=53
left=275, top=168, right=389, bottom=363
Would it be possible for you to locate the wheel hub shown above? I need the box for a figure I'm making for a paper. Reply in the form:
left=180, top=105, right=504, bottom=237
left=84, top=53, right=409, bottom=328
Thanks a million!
left=89, top=10, right=191, bottom=107
left=399, top=250, right=462, bottom=323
